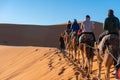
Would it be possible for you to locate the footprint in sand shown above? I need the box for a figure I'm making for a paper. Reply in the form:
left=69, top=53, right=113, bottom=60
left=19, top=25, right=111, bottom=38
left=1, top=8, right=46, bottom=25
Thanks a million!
left=35, top=49, right=39, bottom=51
left=48, top=59, right=54, bottom=70
left=58, top=67, right=66, bottom=75
left=59, top=58, right=62, bottom=61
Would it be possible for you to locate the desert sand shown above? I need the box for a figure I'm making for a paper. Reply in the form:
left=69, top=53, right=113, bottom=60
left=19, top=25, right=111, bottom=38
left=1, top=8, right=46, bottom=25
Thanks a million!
left=0, top=46, right=76, bottom=80
left=0, top=22, right=116, bottom=80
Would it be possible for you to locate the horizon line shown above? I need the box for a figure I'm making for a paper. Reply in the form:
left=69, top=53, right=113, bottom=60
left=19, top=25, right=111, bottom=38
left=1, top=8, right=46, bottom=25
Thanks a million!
left=0, top=21, right=103, bottom=26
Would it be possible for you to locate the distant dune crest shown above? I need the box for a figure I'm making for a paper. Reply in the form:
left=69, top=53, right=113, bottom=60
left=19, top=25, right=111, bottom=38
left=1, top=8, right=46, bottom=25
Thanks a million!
left=0, top=22, right=103, bottom=47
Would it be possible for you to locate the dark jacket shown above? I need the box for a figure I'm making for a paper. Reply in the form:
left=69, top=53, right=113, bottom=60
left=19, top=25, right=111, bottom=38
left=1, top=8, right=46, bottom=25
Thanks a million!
left=104, top=14, right=120, bottom=33
left=67, top=24, right=71, bottom=30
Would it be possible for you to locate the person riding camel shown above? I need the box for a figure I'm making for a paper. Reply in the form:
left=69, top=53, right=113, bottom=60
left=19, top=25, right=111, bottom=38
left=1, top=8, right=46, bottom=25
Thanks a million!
left=71, top=19, right=80, bottom=45
left=79, top=15, right=95, bottom=43
left=71, top=19, right=80, bottom=33
left=98, top=9, right=120, bottom=43
left=66, top=20, right=72, bottom=35
left=98, top=9, right=120, bottom=75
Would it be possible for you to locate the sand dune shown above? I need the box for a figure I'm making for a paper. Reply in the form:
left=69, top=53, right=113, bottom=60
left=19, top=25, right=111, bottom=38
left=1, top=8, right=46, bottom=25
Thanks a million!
left=0, top=22, right=116, bottom=80
left=0, top=22, right=103, bottom=47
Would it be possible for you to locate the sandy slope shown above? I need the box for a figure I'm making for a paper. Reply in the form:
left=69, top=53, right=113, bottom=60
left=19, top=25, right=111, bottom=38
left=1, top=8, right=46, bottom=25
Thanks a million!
left=0, top=46, right=116, bottom=80
left=0, top=22, right=103, bottom=48
left=0, top=46, right=77, bottom=80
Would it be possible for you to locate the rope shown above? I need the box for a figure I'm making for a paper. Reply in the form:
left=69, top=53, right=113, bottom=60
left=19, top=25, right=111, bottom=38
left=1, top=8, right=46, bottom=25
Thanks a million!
left=108, top=50, right=120, bottom=68
left=82, top=42, right=119, bottom=67
left=108, top=50, right=117, bottom=62
left=80, top=43, right=97, bottom=50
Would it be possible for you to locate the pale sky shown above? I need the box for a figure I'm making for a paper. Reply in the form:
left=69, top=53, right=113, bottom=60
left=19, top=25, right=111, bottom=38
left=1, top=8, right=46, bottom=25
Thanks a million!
left=0, top=0, right=120, bottom=25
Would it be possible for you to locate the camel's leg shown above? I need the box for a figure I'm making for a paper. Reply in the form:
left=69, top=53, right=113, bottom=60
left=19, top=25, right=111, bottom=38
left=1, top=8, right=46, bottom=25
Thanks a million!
left=69, top=48, right=73, bottom=60
left=94, top=42, right=102, bottom=79
left=84, top=56, right=91, bottom=79
left=74, top=48, right=77, bottom=61
left=71, top=49, right=73, bottom=59
left=97, top=53, right=103, bottom=79
left=81, top=49, right=85, bottom=69
left=68, top=48, right=70, bottom=57
left=88, top=58, right=90, bottom=76
left=77, top=50, right=80, bottom=64
left=84, top=51, right=90, bottom=76
left=83, top=44, right=87, bottom=69
left=90, top=56, right=93, bottom=74
left=96, top=51, right=102, bottom=78
left=84, top=47, right=89, bottom=71
left=105, top=67, right=110, bottom=80
left=70, top=50, right=72, bottom=59
left=68, top=49, right=70, bottom=57
left=71, top=49, right=74, bottom=60
left=69, top=46, right=72, bottom=58
left=97, top=61, right=102, bottom=79
left=85, top=57, right=89, bottom=69
left=87, top=53, right=93, bottom=77
left=66, top=43, right=68, bottom=50
left=104, top=53, right=113, bottom=80
left=73, top=49, right=75, bottom=60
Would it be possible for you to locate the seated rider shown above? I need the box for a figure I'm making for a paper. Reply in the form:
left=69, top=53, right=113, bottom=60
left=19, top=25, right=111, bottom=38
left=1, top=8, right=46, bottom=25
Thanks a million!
left=79, top=15, right=95, bottom=43
left=71, top=19, right=80, bottom=33
left=71, top=19, right=80, bottom=45
left=98, top=9, right=120, bottom=44
left=98, top=9, right=120, bottom=75
left=66, top=20, right=72, bottom=35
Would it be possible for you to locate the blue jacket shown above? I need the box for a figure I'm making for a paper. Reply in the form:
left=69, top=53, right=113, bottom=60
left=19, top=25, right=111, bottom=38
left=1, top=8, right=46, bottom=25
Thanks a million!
left=71, top=22, right=80, bottom=32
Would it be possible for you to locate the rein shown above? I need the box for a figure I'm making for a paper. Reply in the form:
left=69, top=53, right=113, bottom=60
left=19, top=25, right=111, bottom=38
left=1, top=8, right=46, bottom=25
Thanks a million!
left=80, top=42, right=97, bottom=50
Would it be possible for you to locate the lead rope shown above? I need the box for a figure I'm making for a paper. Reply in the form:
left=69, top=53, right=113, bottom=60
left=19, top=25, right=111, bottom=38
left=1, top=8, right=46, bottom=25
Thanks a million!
left=108, top=51, right=117, bottom=62
left=108, top=42, right=120, bottom=67
left=80, top=43, right=98, bottom=50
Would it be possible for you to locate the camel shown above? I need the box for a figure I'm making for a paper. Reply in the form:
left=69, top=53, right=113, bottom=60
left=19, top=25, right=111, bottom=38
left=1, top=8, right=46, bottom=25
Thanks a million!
left=63, top=32, right=75, bottom=58
left=79, top=34, right=95, bottom=78
left=63, top=31, right=69, bottom=49
left=68, top=32, right=80, bottom=61
left=94, top=34, right=119, bottom=80
left=63, top=31, right=72, bottom=57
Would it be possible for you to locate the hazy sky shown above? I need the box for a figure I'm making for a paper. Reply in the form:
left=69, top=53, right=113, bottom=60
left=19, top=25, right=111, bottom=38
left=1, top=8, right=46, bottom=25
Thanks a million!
left=0, top=0, right=120, bottom=25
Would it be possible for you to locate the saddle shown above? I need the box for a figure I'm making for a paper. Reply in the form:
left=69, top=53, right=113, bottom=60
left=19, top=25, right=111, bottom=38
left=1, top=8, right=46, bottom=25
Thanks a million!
left=102, top=33, right=119, bottom=51
left=80, top=32, right=95, bottom=44
left=83, top=34, right=91, bottom=40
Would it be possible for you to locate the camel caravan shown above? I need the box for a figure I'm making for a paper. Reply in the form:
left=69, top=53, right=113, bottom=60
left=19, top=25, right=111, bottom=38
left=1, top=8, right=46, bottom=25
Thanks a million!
left=59, top=9, right=120, bottom=80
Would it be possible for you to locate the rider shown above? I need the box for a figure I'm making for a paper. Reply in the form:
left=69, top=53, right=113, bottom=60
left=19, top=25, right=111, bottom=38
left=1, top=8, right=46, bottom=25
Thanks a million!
left=71, top=19, right=80, bottom=32
left=66, top=20, right=72, bottom=35
left=98, top=9, right=120, bottom=75
left=98, top=9, right=120, bottom=43
left=79, top=15, right=95, bottom=43
left=71, top=19, right=80, bottom=45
